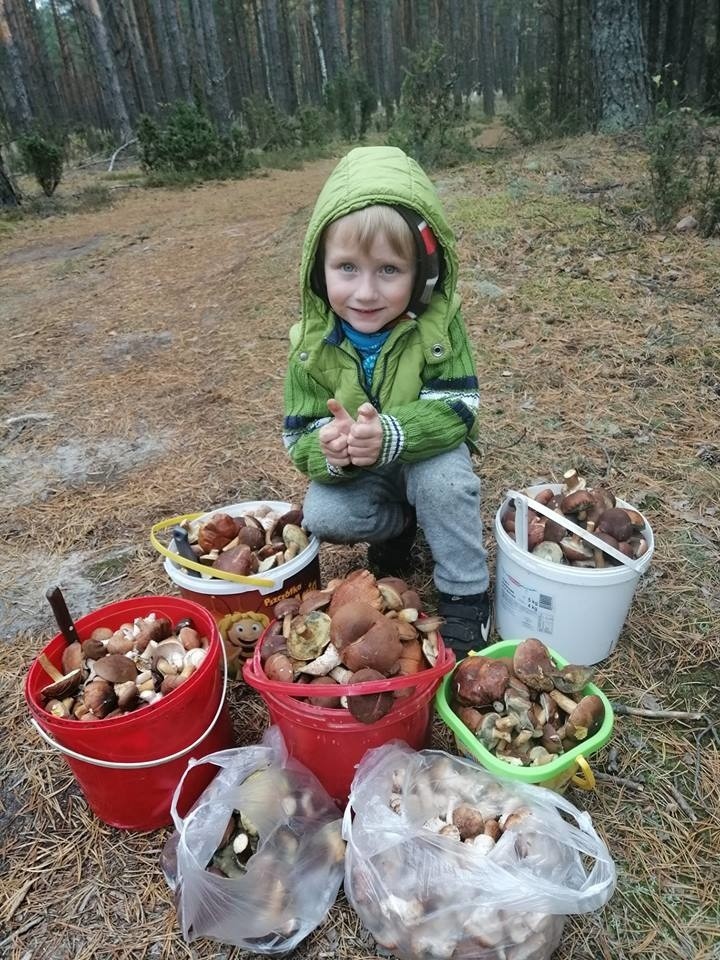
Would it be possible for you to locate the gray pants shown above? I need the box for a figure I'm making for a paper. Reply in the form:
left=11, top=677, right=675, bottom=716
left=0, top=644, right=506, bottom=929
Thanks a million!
left=303, top=445, right=490, bottom=596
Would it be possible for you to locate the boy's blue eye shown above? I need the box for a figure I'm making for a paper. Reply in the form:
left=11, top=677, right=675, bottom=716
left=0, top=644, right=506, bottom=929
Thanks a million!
left=381, top=265, right=399, bottom=275
left=340, top=263, right=355, bottom=272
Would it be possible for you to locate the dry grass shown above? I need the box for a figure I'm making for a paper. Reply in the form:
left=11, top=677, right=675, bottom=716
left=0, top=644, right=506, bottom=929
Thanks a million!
left=1, top=131, right=719, bottom=960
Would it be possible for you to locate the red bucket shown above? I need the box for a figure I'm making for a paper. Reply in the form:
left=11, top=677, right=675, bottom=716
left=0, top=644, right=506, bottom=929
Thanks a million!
left=24, top=596, right=235, bottom=831
left=243, top=629, right=455, bottom=808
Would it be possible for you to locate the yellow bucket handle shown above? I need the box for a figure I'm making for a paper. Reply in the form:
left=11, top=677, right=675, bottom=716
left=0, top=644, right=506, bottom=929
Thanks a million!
left=150, top=513, right=275, bottom=588
left=571, top=754, right=596, bottom=791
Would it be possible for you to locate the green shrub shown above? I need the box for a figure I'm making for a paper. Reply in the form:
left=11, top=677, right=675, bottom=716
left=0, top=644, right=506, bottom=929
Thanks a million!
left=644, top=104, right=702, bottom=227
left=297, top=105, right=331, bottom=147
left=388, top=42, right=472, bottom=168
left=137, top=101, right=250, bottom=179
left=18, top=133, right=64, bottom=196
left=240, top=96, right=298, bottom=151
left=698, top=153, right=720, bottom=237
left=324, top=68, right=377, bottom=140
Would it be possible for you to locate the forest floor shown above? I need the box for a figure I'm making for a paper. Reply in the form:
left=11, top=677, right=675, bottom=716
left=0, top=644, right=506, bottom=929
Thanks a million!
left=1, top=130, right=719, bottom=960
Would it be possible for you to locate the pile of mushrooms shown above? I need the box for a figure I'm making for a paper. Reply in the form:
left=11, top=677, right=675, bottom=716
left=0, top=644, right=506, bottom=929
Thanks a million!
left=38, top=613, right=208, bottom=720
left=204, top=767, right=345, bottom=945
left=174, top=504, right=310, bottom=578
left=502, top=468, right=649, bottom=567
left=259, top=569, right=442, bottom=724
left=349, top=751, right=565, bottom=960
left=451, top=638, right=604, bottom=767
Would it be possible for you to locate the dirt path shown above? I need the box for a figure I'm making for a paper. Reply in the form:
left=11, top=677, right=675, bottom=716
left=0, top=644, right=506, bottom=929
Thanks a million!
left=1, top=142, right=719, bottom=959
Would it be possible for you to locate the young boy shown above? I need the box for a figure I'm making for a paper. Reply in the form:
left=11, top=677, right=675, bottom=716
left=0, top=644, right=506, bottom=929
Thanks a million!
left=282, top=145, right=490, bottom=655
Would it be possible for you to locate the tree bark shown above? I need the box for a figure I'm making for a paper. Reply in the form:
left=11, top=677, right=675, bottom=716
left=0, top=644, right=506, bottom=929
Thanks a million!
left=321, top=0, right=345, bottom=80
left=0, top=0, right=33, bottom=128
left=198, top=0, right=232, bottom=127
left=49, top=0, right=82, bottom=121
left=590, top=0, right=650, bottom=131
left=308, top=0, right=328, bottom=90
left=479, top=0, right=496, bottom=117
left=144, top=0, right=178, bottom=102
left=0, top=150, right=20, bottom=205
left=121, top=0, right=158, bottom=113
left=159, top=0, right=191, bottom=100
left=75, top=0, right=132, bottom=139
left=685, top=0, right=708, bottom=101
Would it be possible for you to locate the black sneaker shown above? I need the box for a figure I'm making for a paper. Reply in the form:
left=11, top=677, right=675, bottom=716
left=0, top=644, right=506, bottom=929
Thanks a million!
left=367, top=510, right=417, bottom=578
left=437, top=592, right=492, bottom=658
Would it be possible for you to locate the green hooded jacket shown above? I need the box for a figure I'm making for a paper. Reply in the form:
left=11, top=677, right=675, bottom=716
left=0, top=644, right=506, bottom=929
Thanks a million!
left=283, top=145, right=479, bottom=483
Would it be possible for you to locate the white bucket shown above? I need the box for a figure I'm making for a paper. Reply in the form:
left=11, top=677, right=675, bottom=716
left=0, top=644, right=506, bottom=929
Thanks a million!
left=162, top=501, right=321, bottom=667
left=494, top=484, right=654, bottom=664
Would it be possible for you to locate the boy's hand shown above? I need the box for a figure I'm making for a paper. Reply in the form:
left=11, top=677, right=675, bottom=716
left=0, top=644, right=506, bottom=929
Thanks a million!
left=348, top=402, right=382, bottom=466
left=319, top=399, right=354, bottom=467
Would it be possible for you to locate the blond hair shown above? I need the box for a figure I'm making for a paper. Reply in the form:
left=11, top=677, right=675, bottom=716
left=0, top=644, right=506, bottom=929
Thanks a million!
left=322, top=205, right=415, bottom=262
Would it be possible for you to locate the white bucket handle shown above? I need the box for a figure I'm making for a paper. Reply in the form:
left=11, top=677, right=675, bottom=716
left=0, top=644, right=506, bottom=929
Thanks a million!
left=30, top=636, right=229, bottom=771
left=507, top=489, right=645, bottom=574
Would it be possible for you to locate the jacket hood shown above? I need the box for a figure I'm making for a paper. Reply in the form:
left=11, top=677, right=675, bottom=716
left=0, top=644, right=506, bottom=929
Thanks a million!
left=298, top=146, right=459, bottom=338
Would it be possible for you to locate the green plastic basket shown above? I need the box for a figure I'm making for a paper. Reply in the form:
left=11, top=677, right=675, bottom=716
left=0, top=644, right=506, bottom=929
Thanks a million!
left=435, top=639, right=614, bottom=791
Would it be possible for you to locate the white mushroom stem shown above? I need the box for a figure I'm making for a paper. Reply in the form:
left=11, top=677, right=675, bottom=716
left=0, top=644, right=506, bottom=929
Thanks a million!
left=299, top=644, right=342, bottom=676
left=329, top=666, right=354, bottom=684
left=549, top=689, right=579, bottom=715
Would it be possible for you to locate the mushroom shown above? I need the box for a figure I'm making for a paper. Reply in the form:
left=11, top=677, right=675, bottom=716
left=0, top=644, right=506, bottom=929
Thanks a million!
left=565, top=694, right=604, bottom=741
left=512, top=638, right=556, bottom=692
left=93, top=653, right=138, bottom=684
left=38, top=654, right=82, bottom=703
left=344, top=619, right=402, bottom=674
left=532, top=541, right=564, bottom=564
left=307, top=676, right=342, bottom=708
left=346, top=668, right=394, bottom=724
left=454, top=656, right=510, bottom=707
left=84, top=678, right=117, bottom=718
left=213, top=544, right=253, bottom=576
left=198, top=513, right=239, bottom=553
left=329, top=601, right=385, bottom=652
left=286, top=610, right=332, bottom=661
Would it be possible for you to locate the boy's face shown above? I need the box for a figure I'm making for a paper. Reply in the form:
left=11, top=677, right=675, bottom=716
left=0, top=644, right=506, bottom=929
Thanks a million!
left=323, top=229, right=416, bottom=334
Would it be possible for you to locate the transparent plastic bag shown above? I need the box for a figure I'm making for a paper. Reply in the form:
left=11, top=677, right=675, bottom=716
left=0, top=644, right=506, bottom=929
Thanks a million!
left=162, top=727, right=345, bottom=953
left=343, top=742, right=616, bottom=960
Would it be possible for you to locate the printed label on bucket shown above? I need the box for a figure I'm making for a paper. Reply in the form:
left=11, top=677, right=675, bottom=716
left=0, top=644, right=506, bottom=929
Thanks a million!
left=500, top=572, right=555, bottom=635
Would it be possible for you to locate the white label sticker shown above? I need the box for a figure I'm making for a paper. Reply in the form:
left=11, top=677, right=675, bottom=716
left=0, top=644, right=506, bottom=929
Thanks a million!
left=500, top=572, right=555, bottom=635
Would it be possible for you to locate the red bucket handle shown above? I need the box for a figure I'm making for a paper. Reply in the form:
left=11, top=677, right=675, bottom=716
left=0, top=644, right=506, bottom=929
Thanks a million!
left=243, top=623, right=455, bottom=698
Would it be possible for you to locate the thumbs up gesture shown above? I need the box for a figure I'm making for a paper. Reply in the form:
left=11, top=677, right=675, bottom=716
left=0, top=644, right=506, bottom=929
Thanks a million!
left=348, top=402, right=383, bottom=467
left=319, top=398, right=354, bottom=467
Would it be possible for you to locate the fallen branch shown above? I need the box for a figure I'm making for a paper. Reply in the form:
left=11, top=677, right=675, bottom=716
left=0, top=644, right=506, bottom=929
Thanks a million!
left=610, top=702, right=706, bottom=721
left=593, top=771, right=644, bottom=791
left=108, top=139, right=137, bottom=172
left=666, top=782, right=698, bottom=822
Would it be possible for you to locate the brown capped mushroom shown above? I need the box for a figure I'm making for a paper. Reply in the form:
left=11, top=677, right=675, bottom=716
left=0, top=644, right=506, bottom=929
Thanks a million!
left=454, top=657, right=510, bottom=707
left=93, top=653, right=138, bottom=684
left=343, top=619, right=402, bottom=674
left=346, top=668, right=394, bottom=724
left=84, top=678, right=117, bottom=718
left=512, top=638, right=556, bottom=692
left=565, top=694, right=604, bottom=740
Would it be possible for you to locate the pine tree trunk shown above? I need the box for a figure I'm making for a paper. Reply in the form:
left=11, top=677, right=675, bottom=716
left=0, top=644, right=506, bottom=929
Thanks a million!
left=686, top=0, right=708, bottom=101
left=479, top=0, right=496, bottom=117
left=321, top=0, right=345, bottom=80
left=159, top=0, right=191, bottom=99
left=20, top=0, right=63, bottom=125
left=0, top=151, right=20, bottom=205
left=49, top=0, right=82, bottom=121
left=75, top=0, right=133, bottom=139
left=121, top=0, right=158, bottom=113
left=199, top=0, right=232, bottom=127
left=0, top=0, right=33, bottom=128
left=144, top=0, right=178, bottom=101
left=308, top=0, right=328, bottom=90
left=590, top=0, right=650, bottom=131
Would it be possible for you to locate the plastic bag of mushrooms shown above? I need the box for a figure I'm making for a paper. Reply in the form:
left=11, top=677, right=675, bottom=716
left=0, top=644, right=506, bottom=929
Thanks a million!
left=343, top=743, right=616, bottom=960
left=161, top=727, right=345, bottom=953
left=502, top=468, right=650, bottom=567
